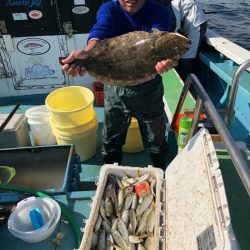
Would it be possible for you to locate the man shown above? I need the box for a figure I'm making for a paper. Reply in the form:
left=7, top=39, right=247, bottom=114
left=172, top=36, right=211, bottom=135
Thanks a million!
left=158, top=0, right=208, bottom=81
left=62, top=0, right=176, bottom=169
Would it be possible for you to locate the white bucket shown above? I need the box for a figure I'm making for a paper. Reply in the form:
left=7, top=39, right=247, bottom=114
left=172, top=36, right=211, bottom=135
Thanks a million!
left=25, top=105, right=50, bottom=123
left=29, top=120, right=57, bottom=146
left=26, top=105, right=56, bottom=146
left=8, top=197, right=61, bottom=243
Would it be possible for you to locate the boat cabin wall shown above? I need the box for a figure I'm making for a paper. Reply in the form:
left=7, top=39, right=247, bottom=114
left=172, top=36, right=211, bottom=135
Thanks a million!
left=0, top=0, right=105, bottom=101
left=0, top=34, right=95, bottom=100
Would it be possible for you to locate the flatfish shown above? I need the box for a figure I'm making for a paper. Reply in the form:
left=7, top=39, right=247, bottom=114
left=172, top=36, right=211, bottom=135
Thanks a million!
left=59, top=29, right=190, bottom=86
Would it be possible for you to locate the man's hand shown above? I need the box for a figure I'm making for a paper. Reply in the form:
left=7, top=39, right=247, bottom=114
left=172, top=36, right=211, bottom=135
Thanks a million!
left=155, top=59, right=178, bottom=74
left=61, top=49, right=88, bottom=77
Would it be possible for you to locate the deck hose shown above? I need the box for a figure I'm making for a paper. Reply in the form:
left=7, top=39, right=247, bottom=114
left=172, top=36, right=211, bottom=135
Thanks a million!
left=0, top=185, right=81, bottom=248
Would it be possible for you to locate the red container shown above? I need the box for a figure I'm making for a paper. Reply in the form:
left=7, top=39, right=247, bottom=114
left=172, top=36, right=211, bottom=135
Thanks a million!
left=93, top=82, right=104, bottom=106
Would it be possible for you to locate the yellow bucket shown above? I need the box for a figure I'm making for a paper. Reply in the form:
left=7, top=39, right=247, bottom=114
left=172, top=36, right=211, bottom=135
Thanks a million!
left=50, top=111, right=98, bottom=136
left=45, top=86, right=94, bottom=126
left=54, top=127, right=97, bottom=162
left=50, top=113, right=98, bottom=162
left=123, top=117, right=144, bottom=153
left=50, top=116, right=98, bottom=161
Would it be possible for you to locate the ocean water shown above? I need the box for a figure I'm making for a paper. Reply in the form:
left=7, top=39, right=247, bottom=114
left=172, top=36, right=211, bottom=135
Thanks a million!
left=197, top=0, right=250, bottom=50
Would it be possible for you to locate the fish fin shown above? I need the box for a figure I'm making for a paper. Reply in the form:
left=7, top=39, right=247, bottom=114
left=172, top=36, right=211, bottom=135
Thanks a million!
left=151, top=28, right=164, bottom=34
left=89, top=39, right=109, bottom=58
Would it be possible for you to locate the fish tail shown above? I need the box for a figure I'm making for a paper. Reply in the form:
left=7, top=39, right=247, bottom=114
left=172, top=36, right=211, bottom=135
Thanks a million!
left=59, top=57, right=87, bottom=68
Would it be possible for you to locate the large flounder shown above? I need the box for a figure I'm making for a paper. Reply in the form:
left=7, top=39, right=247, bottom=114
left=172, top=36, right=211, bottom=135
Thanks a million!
left=60, top=30, right=190, bottom=86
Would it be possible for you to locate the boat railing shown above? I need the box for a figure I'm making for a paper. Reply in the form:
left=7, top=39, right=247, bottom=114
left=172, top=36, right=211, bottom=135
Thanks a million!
left=170, top=73, right=250, bottom=197
left=225, top=59, right=250, bottom=127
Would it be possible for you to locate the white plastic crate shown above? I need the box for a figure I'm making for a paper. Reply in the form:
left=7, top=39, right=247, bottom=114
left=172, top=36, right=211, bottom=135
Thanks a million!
left=80, top=128, right=239, bottom=250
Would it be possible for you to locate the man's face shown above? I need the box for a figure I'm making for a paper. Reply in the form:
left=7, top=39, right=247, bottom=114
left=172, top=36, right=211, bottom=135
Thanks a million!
left=119, top=0, right=146, bottom=14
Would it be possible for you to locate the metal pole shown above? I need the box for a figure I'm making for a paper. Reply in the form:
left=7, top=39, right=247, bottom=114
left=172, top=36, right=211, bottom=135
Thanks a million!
left=225, top=59, right=250, bottom=127
left=170, top=78, right=192, bottom=130
left=0, top=104, right=20, bottom=133
left=189, top=97, right=203, bottom=139
left=189, top=74, right=250, bottom=196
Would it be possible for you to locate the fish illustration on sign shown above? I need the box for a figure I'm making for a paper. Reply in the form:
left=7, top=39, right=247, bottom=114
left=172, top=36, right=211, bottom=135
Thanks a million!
left=24, top=43, right=43, bottom=49
left=59, top=30, right=190, bottom=86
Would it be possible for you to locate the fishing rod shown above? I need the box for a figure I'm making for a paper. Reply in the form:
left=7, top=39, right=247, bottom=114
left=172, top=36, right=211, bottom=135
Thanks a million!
left=0, top=104, right=20, bottom=133
left=204, top=9, right=238, bottom=14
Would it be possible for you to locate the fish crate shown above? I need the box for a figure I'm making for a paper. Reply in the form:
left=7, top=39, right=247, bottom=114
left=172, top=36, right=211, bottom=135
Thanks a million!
left=0, top=144, right=81, bottom=194
left=93, top=81, right=104, bottom=106
left=80, top=128, right=239, bottom=250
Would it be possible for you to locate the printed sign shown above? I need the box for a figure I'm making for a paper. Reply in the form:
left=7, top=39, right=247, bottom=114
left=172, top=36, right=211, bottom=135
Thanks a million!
left=12, top=13, right=28, bottom=21
left=72, top=6, right=89, bottom=15
left=17, top=38, right=50, bottom=55
left=29, top=10, right=43, bottom=19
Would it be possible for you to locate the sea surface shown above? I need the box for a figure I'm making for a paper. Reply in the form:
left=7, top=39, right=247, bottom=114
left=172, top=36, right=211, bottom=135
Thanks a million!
left=197, top=0, right=250, bottom=50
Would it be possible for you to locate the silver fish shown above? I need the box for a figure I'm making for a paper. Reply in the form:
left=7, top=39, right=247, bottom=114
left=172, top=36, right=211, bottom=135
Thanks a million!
left=104, top=196, right=114, bottom=217
left=102, top=219, right=111, bottom=234
left=117, top=218, right=129, bottom=241
left=107, top=234, right=114, bottom=250
left=59, top=30, right=189, bottom=86
left=136, top=193, right=154, bottom=218
left=144, top=235, right=155, bottom=249
left=123, top=193, right=134, bottom=211
left=150, top=178, right=156, bottom=197
left=121, top=209, right=130, bottom=226
left=146, top=209, right=156, bottom=234
left=131, top=193, right=138, bottom=210
left=112, top=218, right=118, bottom=231
left=118, top=188, right=125, bottom=212
left=137, top=207, right=153, bottom=235
left=129, top=209, right=138, bottom=234
left=138, top=244, right=146, bottom=250
left=128, top=235, right=144, bottom=244
left=97, top=228, right=106, bottom=250
left=94, top=214, right=102, bottom=232
left=100, top=199, right=108, bottom=221
left=128, top=243, right=136, bottom=250
left=91, top=231, right=98, bottom=249
left=112, top=229, right=128, bottom=249
left=124, top=186, right=134, bottom=197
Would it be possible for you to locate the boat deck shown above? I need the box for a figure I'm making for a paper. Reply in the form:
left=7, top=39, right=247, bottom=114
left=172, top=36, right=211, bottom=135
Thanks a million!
left=0, top=72, right=250, bottom=249
left=0, top=103, right=178, bottom=250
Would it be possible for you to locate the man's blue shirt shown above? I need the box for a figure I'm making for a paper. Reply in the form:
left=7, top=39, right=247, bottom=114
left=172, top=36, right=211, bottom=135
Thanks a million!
left=88, top=0, right=172, bottom=42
